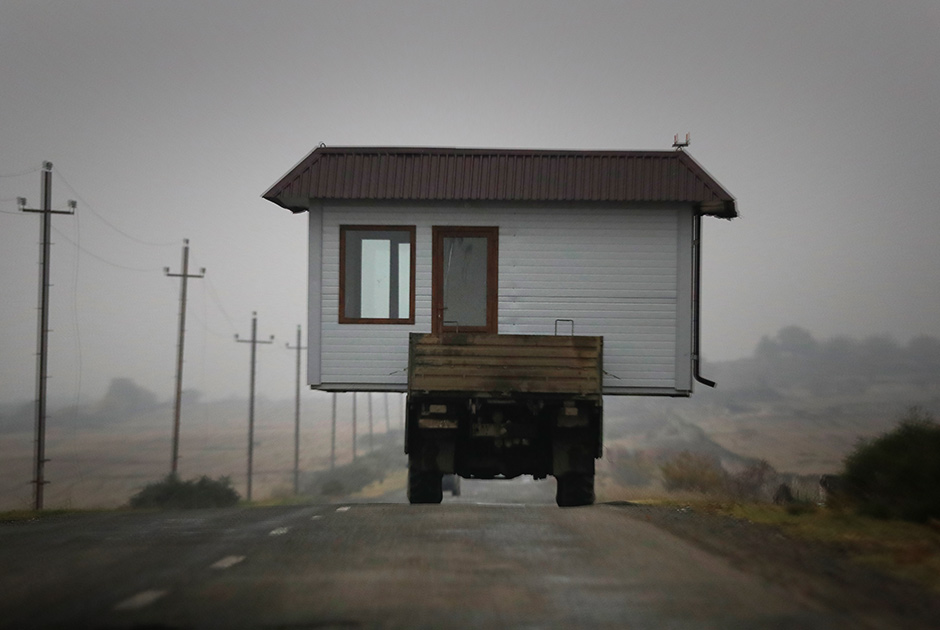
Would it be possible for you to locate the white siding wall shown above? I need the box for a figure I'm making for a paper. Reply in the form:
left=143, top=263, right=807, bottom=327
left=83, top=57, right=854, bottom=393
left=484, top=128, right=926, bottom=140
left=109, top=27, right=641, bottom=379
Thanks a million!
left=313, top=203, right=694, bottom=395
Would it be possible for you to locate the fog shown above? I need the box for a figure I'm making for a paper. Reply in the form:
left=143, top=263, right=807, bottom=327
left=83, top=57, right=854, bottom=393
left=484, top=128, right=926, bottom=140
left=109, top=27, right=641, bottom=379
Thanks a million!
left=2, top=1, right=939, bottom=407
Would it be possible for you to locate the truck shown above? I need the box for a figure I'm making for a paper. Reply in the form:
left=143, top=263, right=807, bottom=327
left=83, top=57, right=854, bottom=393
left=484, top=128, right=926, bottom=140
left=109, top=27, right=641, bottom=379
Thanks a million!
left=405, top=332, right=603, bottom=506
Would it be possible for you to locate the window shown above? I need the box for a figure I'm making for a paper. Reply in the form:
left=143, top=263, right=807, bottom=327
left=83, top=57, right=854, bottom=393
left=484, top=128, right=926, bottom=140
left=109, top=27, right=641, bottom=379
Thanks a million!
left=339, top=226, right=415, bottom=324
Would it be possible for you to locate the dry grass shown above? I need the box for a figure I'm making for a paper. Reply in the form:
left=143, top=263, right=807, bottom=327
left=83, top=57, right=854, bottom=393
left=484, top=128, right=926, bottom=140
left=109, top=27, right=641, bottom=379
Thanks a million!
left=722, top=502, right=940, bottom=593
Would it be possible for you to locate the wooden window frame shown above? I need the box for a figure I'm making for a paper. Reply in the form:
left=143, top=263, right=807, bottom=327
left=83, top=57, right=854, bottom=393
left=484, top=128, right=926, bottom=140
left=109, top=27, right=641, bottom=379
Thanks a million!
left=339, top=225, right=416, bottom=325
left=431, top=226, right=499, bottom=334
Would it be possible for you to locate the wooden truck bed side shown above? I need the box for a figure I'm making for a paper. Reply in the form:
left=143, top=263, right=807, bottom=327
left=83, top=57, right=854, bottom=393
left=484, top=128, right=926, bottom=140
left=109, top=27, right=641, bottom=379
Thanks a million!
left=408, top=333, right=603, bottom=397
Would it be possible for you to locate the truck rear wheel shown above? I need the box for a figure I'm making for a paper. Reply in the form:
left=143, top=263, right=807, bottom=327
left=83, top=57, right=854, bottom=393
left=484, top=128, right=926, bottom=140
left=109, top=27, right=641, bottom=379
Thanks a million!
left=408, top=467, right=443, bottom=504
left=555, top=473, right=595, bottom=507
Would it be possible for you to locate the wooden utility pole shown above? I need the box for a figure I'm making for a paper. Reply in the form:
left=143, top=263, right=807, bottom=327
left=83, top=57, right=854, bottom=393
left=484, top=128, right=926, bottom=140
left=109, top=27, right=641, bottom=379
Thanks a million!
left=18, top=162, right=74, bottom=510
left=285, top=325, right=306, bottom=494
left=164, top=239, right=204, bottom=476
left=235, top=312, right=273, bottom=501
left=368, top=393, right=374, bottom=453
left=384, top=392, right=390, bottom=433
left=330, top=393, right=337, bottom=470
left=352, top=393, right=358, bottom=462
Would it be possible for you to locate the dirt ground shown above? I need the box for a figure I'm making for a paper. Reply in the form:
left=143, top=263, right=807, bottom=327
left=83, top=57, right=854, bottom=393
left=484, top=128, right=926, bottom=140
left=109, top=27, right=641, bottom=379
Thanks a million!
left=620, top=502, right=940, bottom=629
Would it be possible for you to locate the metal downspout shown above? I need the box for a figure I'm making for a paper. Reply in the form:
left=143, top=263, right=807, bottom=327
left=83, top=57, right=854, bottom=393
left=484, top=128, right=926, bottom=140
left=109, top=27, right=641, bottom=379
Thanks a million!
left=693, top=213, right=716, bottom=388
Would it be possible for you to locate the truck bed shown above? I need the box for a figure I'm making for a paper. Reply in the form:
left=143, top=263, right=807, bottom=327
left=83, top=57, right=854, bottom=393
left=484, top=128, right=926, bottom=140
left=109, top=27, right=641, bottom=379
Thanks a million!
left=408, top=333, right=603, bottom=397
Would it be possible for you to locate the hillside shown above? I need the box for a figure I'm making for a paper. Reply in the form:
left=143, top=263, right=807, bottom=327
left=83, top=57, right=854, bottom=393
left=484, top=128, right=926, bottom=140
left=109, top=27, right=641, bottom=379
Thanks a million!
left=605, top=327, right=940, bottom=476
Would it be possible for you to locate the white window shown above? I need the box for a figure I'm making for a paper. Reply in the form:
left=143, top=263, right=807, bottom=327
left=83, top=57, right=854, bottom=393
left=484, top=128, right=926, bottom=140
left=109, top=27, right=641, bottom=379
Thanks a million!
left=340, top=226, right=415, bottom=323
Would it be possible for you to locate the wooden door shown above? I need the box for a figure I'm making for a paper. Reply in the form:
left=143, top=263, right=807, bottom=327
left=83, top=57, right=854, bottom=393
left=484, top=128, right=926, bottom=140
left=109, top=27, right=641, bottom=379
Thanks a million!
left=431, top=226, right=498, bottom=334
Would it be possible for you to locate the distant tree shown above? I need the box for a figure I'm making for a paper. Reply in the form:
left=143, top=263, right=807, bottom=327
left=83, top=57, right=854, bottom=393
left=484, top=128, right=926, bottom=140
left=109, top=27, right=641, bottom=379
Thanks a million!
left=776, top=326, right=818, bottom=358
left=95, top=378, right=160, bottom=421
left=906, top=335, right=940, bottom=375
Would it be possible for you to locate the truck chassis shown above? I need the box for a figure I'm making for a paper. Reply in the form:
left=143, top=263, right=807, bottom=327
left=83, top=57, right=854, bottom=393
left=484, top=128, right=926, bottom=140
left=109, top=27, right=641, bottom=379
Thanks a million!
left=405, top=333, right=603, bottom=507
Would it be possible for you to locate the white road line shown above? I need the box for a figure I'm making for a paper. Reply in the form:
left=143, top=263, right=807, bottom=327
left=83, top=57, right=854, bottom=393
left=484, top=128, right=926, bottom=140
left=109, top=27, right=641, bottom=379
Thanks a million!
left=114, top=589, right=167, bottom=611
left=335, top=506, right=350, bottom=512
left=210, top=555, right=246, bottom=569
left=311, top=515, right=323, bottom=520
left=269, top=527, right=289, bottom=536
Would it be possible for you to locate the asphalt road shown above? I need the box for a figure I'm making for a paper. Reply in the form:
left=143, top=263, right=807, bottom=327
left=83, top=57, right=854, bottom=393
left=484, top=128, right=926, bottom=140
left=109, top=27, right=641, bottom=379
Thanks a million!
left=0, top=483, right=895, bottom=629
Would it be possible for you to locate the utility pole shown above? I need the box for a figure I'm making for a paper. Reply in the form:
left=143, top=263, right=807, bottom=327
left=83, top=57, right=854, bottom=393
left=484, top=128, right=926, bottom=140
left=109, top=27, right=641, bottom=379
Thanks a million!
left=352, top=393, right=357, bottom=462
left=330, top=393, right=337, bottom=470
left=384, top=392, right=390, bottom=433
left=368, top=392, right=374, bottom=452
left=164, top=239, right=204, bottom=477
left=18, top=162, right=75, bottom=511
left=235, top=312, right=273, bottom=502
left=285, top=325, right=306, bottom=495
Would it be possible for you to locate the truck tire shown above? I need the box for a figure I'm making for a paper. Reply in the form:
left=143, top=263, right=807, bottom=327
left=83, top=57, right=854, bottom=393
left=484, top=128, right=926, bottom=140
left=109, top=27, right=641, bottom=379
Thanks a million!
left=555, top=473, right=595, bottom=507
left=408, top=468, right=443, bottom=504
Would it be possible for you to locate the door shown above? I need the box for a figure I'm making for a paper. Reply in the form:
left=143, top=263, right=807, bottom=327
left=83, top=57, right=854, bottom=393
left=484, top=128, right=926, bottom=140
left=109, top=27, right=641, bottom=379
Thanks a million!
left=432, top=226, right=498, bottom=334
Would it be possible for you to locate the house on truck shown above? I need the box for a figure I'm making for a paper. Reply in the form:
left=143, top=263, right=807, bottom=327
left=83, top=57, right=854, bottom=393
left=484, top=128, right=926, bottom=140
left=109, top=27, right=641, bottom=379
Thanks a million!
left=263, top=146, right=736, bottom=505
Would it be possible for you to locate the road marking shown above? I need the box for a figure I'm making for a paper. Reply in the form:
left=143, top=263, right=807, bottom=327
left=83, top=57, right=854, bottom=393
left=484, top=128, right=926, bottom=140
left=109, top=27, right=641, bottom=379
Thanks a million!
left=114, top=589, right=167, bottom=611
left=269, top=527, right=289, bottom=536
left=311, top=515, right=323, bottom=520
left=211, top=555, right=246, bottom=569
left=335, top=506, right=350, bottom=512
left=473, top=502, right=528, bottom=508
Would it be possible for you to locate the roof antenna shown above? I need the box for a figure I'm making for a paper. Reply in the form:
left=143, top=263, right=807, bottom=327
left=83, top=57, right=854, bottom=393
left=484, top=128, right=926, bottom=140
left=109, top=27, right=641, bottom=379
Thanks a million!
left=672, top=133, right=690, bottom=151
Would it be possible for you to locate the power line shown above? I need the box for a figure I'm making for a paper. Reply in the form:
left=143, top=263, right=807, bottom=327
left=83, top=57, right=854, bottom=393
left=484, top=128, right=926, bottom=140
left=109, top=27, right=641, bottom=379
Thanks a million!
left=51, top=166, right=178, bottom=248
left=0, top=165, right=42, bottom=178
left=204, top=276, right=239, bottom=332
left=51, top=226, right=157, bottom=272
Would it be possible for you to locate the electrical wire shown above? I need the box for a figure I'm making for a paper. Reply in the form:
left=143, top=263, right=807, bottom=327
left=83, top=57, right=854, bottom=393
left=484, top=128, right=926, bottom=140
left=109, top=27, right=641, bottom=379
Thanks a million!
left=51, top=225, right=159, bottom=272
left=51, top=166, right=178, bottom=248
left=0, top=165, right=41, bottom=178
left=204, top=276, right=239, bottom=333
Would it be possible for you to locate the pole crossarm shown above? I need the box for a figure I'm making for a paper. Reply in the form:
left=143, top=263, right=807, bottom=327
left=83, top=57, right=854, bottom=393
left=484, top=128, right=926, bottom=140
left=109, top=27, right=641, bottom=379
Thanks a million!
left=18, top=162, right=75, bottom=511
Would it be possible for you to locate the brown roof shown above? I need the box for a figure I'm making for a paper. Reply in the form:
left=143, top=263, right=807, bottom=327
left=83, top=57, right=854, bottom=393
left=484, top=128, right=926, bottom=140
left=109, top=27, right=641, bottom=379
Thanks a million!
left=262, top=147, right=736, bottom=218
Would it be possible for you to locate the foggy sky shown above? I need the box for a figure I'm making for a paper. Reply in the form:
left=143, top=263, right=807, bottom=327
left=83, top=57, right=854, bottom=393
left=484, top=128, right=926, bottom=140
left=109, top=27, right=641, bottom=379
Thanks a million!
left=1, top=0, right=938, bottom=405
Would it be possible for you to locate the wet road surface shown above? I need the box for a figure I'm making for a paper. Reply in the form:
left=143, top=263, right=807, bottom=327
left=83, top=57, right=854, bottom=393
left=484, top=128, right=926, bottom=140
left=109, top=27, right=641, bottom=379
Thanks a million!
left=0, top=483, right=901, bottom=629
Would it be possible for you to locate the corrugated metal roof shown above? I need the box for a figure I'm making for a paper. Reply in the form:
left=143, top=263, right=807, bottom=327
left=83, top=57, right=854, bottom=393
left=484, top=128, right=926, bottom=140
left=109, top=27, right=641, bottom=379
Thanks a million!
left=262, top=147, right=736, bottom=218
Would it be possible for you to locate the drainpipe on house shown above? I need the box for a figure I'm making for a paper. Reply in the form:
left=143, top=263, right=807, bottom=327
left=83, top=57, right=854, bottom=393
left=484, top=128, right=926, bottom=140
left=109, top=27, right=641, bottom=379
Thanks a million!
left=693, top=213, right=717, bottom=388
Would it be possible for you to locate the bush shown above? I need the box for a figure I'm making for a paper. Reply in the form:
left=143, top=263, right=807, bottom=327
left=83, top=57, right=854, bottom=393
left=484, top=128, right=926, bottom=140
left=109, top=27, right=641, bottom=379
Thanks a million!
left=129, top=474, right=240, bottom=509
left=727, top=460, right=777, bottom=501
left=841, top=407, right=940, bottom=522
left=660, top=451, right=728, bottom=494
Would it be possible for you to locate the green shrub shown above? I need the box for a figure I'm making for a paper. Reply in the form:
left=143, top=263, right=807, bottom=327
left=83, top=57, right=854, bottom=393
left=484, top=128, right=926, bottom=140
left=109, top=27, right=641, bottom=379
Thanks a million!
left=841, top=407, right=940, bottom=522
left=129, top=474, right=240, bottom=509
left=660, top=451, right=728, bottom=494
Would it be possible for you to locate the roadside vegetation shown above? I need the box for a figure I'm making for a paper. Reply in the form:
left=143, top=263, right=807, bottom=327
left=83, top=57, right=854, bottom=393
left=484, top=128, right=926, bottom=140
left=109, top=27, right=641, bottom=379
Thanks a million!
left=128, top=474, right=240, bottom=509
left=301, top=432, right=406, bottom=499
left=600, top=407, right=940, bottom=592
left=840, top=407, right=940, bottom=522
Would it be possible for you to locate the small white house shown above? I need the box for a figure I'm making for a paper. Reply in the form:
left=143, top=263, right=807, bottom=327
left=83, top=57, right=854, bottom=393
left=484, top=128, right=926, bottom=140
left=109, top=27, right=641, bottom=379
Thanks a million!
left=263, top=146, right=736, bottom=396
